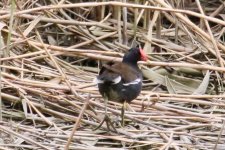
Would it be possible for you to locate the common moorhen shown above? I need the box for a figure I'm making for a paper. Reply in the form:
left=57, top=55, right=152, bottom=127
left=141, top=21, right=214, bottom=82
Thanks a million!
left=95, top=47, right=148, bottom=130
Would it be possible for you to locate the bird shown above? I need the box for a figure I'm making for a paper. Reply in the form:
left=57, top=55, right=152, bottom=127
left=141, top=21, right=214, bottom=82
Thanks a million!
left=94, top=47, right=148, bottom=130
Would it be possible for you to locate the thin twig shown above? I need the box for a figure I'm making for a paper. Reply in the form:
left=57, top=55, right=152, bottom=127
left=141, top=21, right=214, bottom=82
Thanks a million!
left=64, top=96, right=90, bottom=150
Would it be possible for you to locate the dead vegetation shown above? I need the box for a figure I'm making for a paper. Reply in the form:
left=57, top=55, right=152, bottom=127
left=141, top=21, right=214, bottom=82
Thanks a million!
left=0, top=0, right=225, bottom=149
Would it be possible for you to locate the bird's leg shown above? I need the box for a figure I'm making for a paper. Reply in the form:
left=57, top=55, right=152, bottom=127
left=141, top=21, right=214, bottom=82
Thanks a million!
left=121, top=102, right=135, bottom=127
left=93, top=96, right=108, bottom=131
left=104, top=96, right=117, bottom=132
left=121, top=101, right=126, bottom=127
left=104, top=95, right=108, bottom=115
left=93, top=95, right=117, bottom=132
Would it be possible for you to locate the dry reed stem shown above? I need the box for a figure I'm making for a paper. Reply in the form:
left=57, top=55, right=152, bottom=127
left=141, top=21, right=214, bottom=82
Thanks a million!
left=0, top=125, right=51, bottom=150
left=0, top=0, right=225, bottom=149
left=0, top=2, right=224, bottom=27
left=196, top=0, right=224, bottom=68
left=4, top=37, right=225, bottom=73
left=64, top=97, right=90, bottom=150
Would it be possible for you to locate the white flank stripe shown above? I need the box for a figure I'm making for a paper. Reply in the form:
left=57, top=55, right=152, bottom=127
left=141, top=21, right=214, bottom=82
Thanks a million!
left=123, top=78, right=141, bottom=86
left=112, top=76, right=122, bottom=84
left=93, top=77, right=104, bottom=84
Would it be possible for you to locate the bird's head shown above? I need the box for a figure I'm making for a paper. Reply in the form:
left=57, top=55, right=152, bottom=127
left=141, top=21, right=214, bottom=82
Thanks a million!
left=122, top=47, right=148, bottom=64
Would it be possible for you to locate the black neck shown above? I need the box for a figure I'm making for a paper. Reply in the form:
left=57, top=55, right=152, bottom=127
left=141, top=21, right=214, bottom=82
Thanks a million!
left=122, top=54, right=139, bottom=65
left=122, top=48, right=141, bottom=68
left=122, top=59, right=139, bottom=69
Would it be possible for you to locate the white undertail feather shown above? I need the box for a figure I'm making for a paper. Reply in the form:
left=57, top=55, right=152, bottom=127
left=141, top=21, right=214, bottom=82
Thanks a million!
left=93, top=77, right=104, bottom=84
left=93, top=76, right=122, bottom=84
left=112, top=76, right=122, bottom=84
left=123, top=78, right=141, bottom=86
left=94, top=76, right=140, bottom=85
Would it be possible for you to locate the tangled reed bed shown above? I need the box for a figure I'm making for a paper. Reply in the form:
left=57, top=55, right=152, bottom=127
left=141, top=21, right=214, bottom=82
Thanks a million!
left=0, top=0, right=225, bottom=149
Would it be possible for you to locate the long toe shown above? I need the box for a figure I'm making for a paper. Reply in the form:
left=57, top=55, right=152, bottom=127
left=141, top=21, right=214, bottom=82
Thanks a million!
left=93, top=115, right=117, bottom=132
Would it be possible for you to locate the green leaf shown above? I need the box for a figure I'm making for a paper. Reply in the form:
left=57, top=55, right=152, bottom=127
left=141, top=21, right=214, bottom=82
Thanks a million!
left=142, top=67, right=201, bottom=94
left=22, top=99, right=28, bottom=118
left=165, top=76, right=177, bottom=94
left=193, top=70, right=210, bottom=95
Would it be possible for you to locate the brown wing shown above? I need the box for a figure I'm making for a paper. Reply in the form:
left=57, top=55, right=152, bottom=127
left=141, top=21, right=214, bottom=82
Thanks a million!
left=99, top=62, right=141, bottom=83
left=98, top=62, right=121, bottom=82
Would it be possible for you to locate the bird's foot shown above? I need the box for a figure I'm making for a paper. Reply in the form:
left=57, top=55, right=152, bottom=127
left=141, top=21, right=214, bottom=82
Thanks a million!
left=93, top=114, right=117, bottom=132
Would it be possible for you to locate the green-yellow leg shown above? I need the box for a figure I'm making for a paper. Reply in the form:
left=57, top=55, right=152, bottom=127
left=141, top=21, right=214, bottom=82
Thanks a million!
left=94, top=96, right=117, bottom=132
left=121, top=101, right=126, bottom=127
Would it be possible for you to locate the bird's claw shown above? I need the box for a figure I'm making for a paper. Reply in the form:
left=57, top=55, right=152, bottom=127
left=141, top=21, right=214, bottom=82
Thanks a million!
left=93, top=114, right=117, bottom=132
